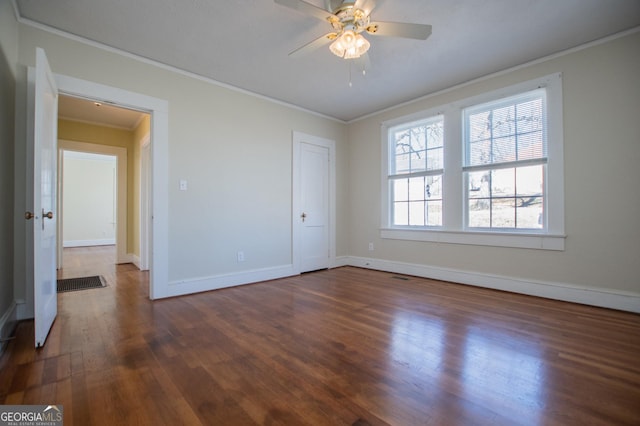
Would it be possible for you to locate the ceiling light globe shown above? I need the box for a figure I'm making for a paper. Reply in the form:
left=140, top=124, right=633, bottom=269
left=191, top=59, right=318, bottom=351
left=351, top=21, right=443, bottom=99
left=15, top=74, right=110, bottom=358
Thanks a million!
left=330, top=30, right=370, bottom=59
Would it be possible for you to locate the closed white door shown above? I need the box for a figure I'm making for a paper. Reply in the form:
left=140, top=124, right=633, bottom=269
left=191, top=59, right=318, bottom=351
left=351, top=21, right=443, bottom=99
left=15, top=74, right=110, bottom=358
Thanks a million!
left=299, top=142, right=330, bottom=272
left=28, top=48, right=59, bottom=348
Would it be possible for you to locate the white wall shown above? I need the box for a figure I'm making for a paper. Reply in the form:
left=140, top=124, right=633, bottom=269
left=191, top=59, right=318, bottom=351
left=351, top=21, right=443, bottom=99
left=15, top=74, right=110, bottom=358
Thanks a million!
left=62, top=151, right=117, bottom=247
left=347, top=31, right=640, bottom=311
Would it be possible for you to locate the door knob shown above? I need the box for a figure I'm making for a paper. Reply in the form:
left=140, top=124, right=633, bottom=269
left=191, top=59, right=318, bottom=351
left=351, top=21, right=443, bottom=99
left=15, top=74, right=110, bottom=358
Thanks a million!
left=43, top=211, right=54, bottom=219
left=25, top=211, right=35, bottom=220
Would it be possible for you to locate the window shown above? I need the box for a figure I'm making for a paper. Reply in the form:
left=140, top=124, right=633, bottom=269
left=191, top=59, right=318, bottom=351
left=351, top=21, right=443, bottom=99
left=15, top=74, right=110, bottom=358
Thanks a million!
left=464, top=91, right=546, bottom=230
left=382, top=74, right=565, bottom=250
left=389, top=117, right=444, bottom=227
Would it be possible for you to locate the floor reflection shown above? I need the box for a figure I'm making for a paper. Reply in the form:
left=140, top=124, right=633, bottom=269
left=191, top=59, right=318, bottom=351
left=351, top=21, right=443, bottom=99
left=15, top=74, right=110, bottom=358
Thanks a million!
left=461, top=325, right=545, bottom=423
left=390, top=311, right=546, bottom=424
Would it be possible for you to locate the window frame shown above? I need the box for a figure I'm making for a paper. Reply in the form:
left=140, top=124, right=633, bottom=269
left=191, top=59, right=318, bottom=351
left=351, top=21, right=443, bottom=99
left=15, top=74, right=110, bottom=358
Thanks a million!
left=387, top=115, right=445, bottom=228
left=380, top=73, right=565, bottom=250
left=462, top=88, right=548, bottom=231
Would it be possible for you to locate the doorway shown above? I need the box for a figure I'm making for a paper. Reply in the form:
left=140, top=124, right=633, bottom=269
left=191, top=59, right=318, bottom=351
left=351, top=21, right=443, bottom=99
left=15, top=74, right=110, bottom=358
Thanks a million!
left=56, top=94, right=150, bottom=280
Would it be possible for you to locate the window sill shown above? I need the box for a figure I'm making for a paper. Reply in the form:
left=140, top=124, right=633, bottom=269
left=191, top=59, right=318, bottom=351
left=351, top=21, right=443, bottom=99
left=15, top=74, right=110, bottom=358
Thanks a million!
left=380, top=228, right=565, bottom=250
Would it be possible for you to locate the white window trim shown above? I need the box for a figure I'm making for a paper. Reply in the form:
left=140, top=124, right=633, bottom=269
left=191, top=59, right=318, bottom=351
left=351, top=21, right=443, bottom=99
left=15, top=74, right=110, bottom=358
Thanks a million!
left=381, top=73, right=565, bottom=250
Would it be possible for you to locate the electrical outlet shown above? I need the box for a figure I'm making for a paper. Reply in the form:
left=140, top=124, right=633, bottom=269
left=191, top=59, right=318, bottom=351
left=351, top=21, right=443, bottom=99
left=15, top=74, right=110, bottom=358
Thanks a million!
left=179, top=179, right=188, bottom=191
left=368, top=242, right=374, bottom=251
left=237, top=251, right=245, bottom=262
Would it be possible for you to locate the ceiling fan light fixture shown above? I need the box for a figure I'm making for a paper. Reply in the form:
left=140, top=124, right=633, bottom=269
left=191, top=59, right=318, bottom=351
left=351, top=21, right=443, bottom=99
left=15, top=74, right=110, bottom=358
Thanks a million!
left=329, top=29, right=370, bottom=59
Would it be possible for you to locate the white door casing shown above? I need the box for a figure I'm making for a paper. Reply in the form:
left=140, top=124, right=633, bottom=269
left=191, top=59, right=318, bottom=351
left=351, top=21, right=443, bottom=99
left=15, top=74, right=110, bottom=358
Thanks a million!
left=292, top=132, right=336, bottom=273
left=29, top=48, right=58, bottom=348
left=140, top=135, right=151, bottom=271
left=54, top=74, right=168, bottom=299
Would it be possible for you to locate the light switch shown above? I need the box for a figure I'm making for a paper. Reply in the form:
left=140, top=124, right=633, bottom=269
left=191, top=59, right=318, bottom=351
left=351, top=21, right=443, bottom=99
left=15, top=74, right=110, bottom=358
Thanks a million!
left=179, top=179, right=188, bottom=191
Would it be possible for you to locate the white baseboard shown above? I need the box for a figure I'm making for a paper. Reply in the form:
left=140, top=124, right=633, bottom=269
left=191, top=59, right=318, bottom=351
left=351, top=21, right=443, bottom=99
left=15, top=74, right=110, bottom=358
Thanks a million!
left=15, top=298, right=32, bottom=321
left=345, top=256, right=640, bottom=313
left=164, top=264, right=297, bottom=299
left=116, top=253, right=137, bottom=265
left=64, top=238, right=115, bottom=247
left=130, top=254, right=142, bottom=270
left=0, top=301, right=18, bottom=355
left=334, top=256, right=350, bottom=267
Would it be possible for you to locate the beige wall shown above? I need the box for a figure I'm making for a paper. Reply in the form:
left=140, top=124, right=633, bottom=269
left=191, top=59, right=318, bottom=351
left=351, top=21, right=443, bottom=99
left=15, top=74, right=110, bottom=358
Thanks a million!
left=347, top=31, right=640, bottom=297
left=0, top=0, right=18, bottom=335
left=5, top=2, right=637, bottom=313
left=14, top=21, right=348, bottom=293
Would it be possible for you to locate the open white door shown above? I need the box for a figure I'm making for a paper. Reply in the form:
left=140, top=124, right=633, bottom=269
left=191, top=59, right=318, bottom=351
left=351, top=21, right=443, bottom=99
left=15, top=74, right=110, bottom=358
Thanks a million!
left=27, top=48, right=59, bottom=348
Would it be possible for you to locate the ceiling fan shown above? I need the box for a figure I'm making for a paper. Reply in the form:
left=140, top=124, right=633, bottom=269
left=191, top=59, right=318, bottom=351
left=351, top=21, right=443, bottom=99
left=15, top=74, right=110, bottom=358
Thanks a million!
left=274, top=0, right=432, bottom=59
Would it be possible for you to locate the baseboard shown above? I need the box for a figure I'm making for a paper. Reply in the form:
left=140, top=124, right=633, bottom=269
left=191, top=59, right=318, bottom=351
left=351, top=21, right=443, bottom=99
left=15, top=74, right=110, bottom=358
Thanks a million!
left=165, top=264, right=297, bottom=299
left=334, top=256, right=350, bottom=267
left=0, top=301, right=18, bottom=356
left=15, top=298, right=32, bottom=321
left=345, top=256, right=640, bottom=313
left=117, top=253, right=136, bottom=265
left=63, top=238, right=115, bottom=247
left=130, top=254, right=141, bottom=270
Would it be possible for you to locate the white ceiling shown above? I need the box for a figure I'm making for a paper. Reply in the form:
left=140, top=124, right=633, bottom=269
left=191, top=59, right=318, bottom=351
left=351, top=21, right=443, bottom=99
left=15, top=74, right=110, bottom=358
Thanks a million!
left=16, top=0, right=640, bottom=122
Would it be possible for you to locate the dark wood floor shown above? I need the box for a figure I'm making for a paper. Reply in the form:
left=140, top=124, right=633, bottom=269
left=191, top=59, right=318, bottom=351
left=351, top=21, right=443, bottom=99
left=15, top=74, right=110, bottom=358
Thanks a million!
left=1, top=246, right=639, bottom=425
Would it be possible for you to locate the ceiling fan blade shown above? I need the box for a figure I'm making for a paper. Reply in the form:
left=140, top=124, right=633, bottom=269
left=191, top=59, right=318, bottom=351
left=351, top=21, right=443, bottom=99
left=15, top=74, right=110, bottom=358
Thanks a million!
left=290, top=33, right=337, bottom=57
left=354, top=0, right=376, bottom=16
left=275, top=0, right=335, bottom=21
left=366, top=21, right=432, bottom=40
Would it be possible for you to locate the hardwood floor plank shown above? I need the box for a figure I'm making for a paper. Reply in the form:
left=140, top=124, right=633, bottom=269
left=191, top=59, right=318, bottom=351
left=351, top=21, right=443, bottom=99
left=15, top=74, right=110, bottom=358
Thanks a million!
left=1, top=246, right=639, bottom=425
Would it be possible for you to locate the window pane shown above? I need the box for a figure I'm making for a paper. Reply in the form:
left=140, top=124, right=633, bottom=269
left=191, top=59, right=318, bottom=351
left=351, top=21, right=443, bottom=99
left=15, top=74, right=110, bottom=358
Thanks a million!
left=468, top=171, right=489, bottom=199
left=392, top=118, right=444, bottom=175
left=426, top=201, right=442, bottom=226
left=410, top=128, right=426, bottom=152
left=491, top=198, right=516, bottom=228
left=411, top=150, right=426, bottom=171
left=393, top=178, right=408, bottom=201
left=517, top=130, right=544, bottom=160
left=516, top=165, right=543, bottom=197
left=468, top=198, right=490, bottom=227
left=394, top=202, right=408, bottom=226
left=468, top=111, right=490, bottom=142
left=394, top=153, right=410, bottom=174
left=395, top=130, right=411, bottom=154
left=516, top=197, right=543, bottom=229
left=491, top=168, right=515, bottom=197
left=408, top=177, right=425, bottom=200
left=469, top=139, right=491, bottom=166
left=492, top=105, right=516, bottom=138
left=466, top=92, right=545, bottom=167
left=408, top=201, right=425, bottom=226
left=493, top=136, right=516, bottom=162
left=516, top=98, right=543, bottom=134
left=427, top=147, right=443, bottom=170
left=426, top=175, right=442, bottom=199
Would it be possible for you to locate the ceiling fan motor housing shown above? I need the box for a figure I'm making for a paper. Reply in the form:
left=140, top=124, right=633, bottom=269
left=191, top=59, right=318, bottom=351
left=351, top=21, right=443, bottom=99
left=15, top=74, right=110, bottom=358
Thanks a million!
left=328, top=2, right=370, bottom=34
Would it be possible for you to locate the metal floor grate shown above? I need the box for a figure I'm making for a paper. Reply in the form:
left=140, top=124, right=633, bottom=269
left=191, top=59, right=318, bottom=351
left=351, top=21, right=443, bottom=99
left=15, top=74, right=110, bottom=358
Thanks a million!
left=57, top=275, right=106, bottom=293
